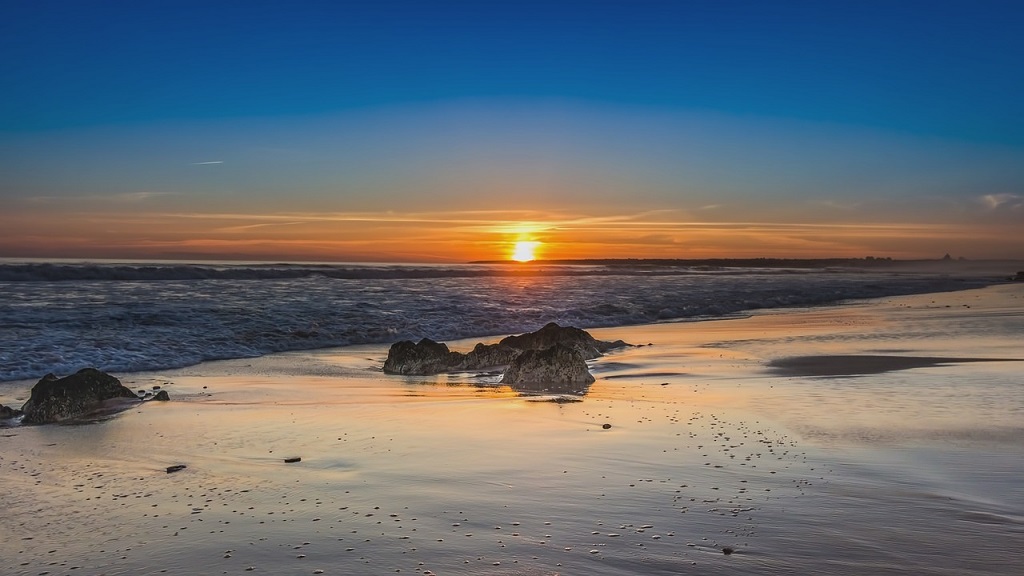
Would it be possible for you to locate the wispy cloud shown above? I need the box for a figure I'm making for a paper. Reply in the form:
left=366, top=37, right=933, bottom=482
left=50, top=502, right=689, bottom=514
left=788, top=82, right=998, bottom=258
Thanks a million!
left=191, top=160, right=224, bottom=165
left=28, top=191, right=176, bottom=204
left=215, top=221, right=306, bottom=233
left=813, top=200, right=861, bottom=211
left=980, top=193, right=1022, bottom=210
left=117, top=191, right=176, bottom=202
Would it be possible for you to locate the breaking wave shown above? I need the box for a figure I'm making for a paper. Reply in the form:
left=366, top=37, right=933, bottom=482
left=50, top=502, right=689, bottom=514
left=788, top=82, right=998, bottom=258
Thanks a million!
left=0, top=261, right=1001, bottom=382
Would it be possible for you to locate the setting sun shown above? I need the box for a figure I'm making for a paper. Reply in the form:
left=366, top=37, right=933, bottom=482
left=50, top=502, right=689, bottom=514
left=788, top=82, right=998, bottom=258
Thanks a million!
left=511, top=241, right=541, bottom=262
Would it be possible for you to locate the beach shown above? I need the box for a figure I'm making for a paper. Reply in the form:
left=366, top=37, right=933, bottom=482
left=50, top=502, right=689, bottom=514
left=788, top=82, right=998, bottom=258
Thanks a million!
left=2, top=283, right=1022, bottom=575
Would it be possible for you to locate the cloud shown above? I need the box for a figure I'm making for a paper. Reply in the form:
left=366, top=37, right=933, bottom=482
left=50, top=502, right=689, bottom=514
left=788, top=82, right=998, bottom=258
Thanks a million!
left=215, top=221, right=305, bottom=233
left=812, top=200, right=861, bottom=211
left=116, top=191, right=175, bottom=202
left=191, top=160, right=224, bottom=165
left=28, top=191, right=175, bottom=204
left=980, top=193, right=1022, bottom=210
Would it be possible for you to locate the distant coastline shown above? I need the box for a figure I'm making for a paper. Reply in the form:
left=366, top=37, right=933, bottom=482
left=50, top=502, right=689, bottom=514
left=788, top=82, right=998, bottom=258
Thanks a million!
left=471, top=257, right=1024, bottom=273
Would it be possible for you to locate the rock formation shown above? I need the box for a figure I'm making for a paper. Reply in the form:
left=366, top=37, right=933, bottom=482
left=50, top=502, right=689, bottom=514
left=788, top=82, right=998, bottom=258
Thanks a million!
left=500, top=343, right=595, bottom=393
left=382, top=338, right=463, bottom=375
left=497, top=322, right=627, bottom=360
left=0, top=403, right=22, bottom=420
left=383, top=322, right=628, bottom=376
left=20, top=368, right=140, bottom=424
left=383, top=323, right=629, bottom=395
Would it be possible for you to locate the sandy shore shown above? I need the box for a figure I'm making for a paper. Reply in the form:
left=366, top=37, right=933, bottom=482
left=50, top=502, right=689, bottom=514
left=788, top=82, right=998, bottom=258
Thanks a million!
left=2, top=284, right=1022, bottom=575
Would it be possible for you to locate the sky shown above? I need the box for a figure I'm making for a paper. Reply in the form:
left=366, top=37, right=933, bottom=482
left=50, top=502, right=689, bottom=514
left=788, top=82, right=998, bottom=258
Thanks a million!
left=1, top=0, right=1023, bottom=262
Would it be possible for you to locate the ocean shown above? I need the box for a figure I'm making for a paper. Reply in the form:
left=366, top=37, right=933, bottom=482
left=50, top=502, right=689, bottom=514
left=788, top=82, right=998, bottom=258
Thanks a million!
left=1, top=262, right=1022, bottom=575
left=0, top=260, right=1002, bottom=383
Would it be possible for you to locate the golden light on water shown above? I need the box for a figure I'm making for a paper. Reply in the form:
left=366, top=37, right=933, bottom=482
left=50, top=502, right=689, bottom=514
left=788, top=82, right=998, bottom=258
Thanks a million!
left=511, top=241, right=541, bottom=262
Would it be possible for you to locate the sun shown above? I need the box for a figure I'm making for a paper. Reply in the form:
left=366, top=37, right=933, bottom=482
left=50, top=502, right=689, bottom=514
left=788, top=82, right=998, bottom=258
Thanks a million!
left=511, top=241, right=541, bottom=262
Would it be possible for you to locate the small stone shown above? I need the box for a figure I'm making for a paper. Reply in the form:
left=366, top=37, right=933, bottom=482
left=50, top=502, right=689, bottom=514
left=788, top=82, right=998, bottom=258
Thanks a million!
left=602, top=423, right=612, bottom=430
left=723, top=546, right=734, bottom=555
left=284, top=457, right=302, bottom=463
left=166, top=465, right=186, bottom=473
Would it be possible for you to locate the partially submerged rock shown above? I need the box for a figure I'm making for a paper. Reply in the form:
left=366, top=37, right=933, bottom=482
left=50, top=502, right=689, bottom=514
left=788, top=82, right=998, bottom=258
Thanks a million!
left=20, top=368, right=140, bottom=424
left=383, top=338, right=463, bottom=375
left=498, top=322, right=627, bottom=360
left=0, top=403, right=23, bottom=420
left=383, top=322, right=627, bottom=376
left=500, top=343, right=595, bottom=393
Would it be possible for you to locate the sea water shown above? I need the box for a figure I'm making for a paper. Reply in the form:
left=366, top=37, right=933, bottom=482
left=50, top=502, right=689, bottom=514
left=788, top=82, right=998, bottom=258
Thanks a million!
left=1, top=285, right=1021, bottom=576
left=0, top=260, right=1002, bottom=383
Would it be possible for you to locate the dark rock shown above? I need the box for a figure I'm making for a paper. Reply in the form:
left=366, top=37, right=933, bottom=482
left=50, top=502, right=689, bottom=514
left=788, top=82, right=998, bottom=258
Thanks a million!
left=21, top=368, right=139, bottom=424
left=383, top=323, right=629, bottom=376
left=166, top=464, right=186, bottom=473
left=0, top=403, right=23, bottom=419
left=284, top=457, right=302, bottom=463
left=723, top=547, right=735, bottom=555
left=501, top=344, right=596, bottom=392
left=461, top=341, right=521, bottom=370
left=497, top=322, right=627, bottom=360
left=383, top=338, right=462, bottom=375
left=152, top=390, right=170, bottom=401
left=602, top=423, right=612, bottom=429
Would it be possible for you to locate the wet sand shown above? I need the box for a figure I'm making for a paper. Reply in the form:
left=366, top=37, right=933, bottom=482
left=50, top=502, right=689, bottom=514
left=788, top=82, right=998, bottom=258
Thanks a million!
left=2, top=284, right=1023, bottom=575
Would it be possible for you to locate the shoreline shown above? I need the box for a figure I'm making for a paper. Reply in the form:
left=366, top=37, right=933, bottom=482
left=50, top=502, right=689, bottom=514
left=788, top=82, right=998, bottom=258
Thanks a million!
left=2, top=284, right=1022, bottom=575
left=0, top=275, right=1016, bottom=389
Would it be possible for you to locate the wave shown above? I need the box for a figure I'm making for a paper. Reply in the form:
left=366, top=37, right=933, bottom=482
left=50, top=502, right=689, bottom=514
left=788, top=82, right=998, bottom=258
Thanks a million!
left=0, top=268, right=1004, bottom=383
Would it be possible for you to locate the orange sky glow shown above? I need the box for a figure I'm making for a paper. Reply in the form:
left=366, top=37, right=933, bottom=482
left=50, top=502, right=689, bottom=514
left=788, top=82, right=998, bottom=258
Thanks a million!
left=3, top=202, right=1021, bottom=262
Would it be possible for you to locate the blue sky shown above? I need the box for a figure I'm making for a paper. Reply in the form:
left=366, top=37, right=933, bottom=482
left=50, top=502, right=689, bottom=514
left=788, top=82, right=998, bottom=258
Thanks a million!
left=2, top=0, right=1023, bottom=261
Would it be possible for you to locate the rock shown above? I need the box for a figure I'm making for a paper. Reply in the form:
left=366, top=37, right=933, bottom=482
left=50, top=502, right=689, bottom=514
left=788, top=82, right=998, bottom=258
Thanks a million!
left=383, top=323, right=629, bottom=376
left=284, top=457, right=302, bottom=463
left=497, top=322, right=627, bottom=360
left=723, top=546, right=735, bottom=555
left=461, top=341, right=521, bottom=370
left=20, top=368, right=139, bottom=424
left=0, top=403, right=23, bottom=419
left=166, top=464, right=187, bottom=473
left=501, top=344, right=596, bottom=392
left=151, top=390, right=171, bottom=401
left=383, top=338, right=462, bottom=375
left=602, top=423, right=612, bottom=429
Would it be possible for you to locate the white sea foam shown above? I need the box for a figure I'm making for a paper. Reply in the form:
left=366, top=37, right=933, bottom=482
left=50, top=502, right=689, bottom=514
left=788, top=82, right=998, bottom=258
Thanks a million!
left=0, top=262, right=1001, bottom=383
